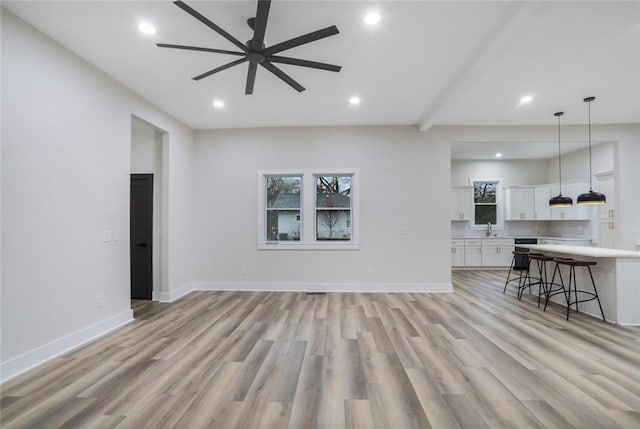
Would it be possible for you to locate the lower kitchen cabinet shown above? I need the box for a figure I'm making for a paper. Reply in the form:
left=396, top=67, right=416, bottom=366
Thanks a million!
left=452, top=238, right=515, bottom=268
left=451, top=239, right=465, bottom=267
left=481, top=239, right=514, bottom=267
left=464, top=239, right=482, bottom=267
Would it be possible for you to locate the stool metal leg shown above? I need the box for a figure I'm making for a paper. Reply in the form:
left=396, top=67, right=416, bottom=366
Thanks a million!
left=587, top=266, right=606, bottom=322
left=566, top=265, right=574, bottom=320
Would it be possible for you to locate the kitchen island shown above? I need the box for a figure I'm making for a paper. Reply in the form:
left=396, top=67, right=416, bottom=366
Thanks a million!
left=519, top=244, right=640, bottom=325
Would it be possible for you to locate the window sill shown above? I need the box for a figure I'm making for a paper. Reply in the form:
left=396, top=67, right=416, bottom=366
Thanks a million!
left=257, top=242, right=360, bottom=250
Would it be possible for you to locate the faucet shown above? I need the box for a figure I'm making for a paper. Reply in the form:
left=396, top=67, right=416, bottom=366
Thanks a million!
left=486, top=222, right=492, bottom=237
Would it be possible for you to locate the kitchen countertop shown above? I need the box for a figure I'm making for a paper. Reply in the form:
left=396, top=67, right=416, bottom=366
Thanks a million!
left=452, top=236, right=592, bottom=241
left=520, top=244, right=640, bottom=259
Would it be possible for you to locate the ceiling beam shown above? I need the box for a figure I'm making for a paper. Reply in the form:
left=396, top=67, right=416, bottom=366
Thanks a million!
left=418, top=2, right=543, bottom=132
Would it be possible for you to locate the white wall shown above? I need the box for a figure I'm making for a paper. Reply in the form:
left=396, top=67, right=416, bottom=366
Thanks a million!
left=451, top=159, right=548, bottom=188
left=1, top=10, right=195, bottom=380
left=192, top=126, right=451, bottom=290
left=546, top=141, right=615, bottom=184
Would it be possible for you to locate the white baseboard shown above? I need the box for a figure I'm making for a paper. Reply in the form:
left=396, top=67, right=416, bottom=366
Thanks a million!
left=0, top=309, right=133, bottom=384
left=152, top=282, right=196, bottom=302
left=196, top=281, right=453, bottom=293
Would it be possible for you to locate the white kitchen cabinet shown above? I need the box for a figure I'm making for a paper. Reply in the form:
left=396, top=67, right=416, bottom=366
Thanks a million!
left=464, top=239, right=482, bottom=267
left=481, top=239, right=514, bottom=267
left=550, top=182, right=591, bottom=220
left=595, top=173, right=617, bottom=248
left=451, top=239, right=465, bottom=266
left=505, top=187, right=535, bottom=220
left=451, top=187, right=473, bottom=221
left=534, top=185, right=551, bottom=220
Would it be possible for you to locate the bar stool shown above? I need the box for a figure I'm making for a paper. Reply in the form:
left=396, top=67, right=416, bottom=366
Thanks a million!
left=549, top=258, right=606, bottom=321
left=525, top=253, right=555, bottom=307
left=518, top=253, right=545, bottom=301
left=503, top=251, right=531, bottom=299
left=543, top=257, right=573, bottom=312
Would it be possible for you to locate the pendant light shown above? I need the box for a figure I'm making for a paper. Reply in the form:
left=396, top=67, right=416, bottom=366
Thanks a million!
left=577, top=96, right=606, bottom=205
left=549, top=111, right=573, bottom=207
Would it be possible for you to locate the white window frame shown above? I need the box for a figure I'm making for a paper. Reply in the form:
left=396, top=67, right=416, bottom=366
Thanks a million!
left=257, top=169, right=360, bottom=250
left=469, top=177, right=504, bottom=230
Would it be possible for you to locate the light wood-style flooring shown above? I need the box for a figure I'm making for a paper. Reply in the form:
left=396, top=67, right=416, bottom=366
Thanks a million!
left=2, top=270, right=640, bottom=428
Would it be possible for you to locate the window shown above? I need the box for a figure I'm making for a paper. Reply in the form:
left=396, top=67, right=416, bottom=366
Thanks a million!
left=473, top=180, right=498, bottom=225
left=265, top=175, right=301, bottom=241
left=316, top=175, right=352, bottom=241
left=258, top=170, right=359, bottom=249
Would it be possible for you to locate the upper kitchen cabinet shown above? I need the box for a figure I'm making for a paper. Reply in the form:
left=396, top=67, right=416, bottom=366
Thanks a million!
left=595, top=172, right=617, bottom=248
left=451, top=186, right=473, bottom=221
left=505, top=186, right=535, bottom=220
left=534, top=185, right=551, bottom=220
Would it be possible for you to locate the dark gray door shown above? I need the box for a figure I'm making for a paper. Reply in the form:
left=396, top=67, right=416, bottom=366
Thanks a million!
left=130, top=174, right=153, bottom=300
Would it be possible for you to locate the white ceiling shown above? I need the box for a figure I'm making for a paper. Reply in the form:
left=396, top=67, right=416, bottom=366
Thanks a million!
left=3, top=0, right=639, bottom=138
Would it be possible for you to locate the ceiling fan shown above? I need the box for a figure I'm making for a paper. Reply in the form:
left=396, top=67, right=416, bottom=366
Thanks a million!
left=157, top=0, right=342, bottom=94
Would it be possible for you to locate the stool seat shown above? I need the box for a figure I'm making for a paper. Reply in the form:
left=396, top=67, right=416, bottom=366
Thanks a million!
left=555, top=259, right=596, bottom=267
left=529, top=254, right=554, bottom=261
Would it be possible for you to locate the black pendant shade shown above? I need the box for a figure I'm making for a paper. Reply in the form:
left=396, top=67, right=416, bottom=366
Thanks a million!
left=549, top=111, right=573, bottom=207
left=577, top=190, right=607, bottom=205
left=549, top=194, right=574, bottom=207
left=577, top=96, right=606, bottom=205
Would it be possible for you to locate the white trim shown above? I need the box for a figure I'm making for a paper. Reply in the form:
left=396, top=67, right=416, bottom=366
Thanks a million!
left=0, top=310, right=134, bottom=383
left=196, top=281, right=453, bottom=293
left=152, top=282, right=196, bottom=302
left=257, top=243, right=360, bottom=250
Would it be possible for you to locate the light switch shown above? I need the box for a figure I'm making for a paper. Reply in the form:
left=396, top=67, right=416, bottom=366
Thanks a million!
left=112, top=230, right=120, bottom=241
left=103, top=230, right=111, bottom=242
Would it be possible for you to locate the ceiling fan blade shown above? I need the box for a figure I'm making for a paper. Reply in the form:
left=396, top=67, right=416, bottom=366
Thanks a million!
left=260, top=61, right=305, bottom=92
left=193, top=57, right=248, bottom=81
left=268, top=56, right=341, bottom=72
left=264, top=25, right=339, bottom=56
left=156, top=43, right=245, bottom=57
left=252, top=0, right=271, bottom=44
left=173, top=1, right=247, bottom=52
left=246, top=62, right=258, bottom=95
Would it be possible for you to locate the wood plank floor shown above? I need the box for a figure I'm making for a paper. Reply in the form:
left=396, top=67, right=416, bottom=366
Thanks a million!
left=2, top=270, right=640, bottom=428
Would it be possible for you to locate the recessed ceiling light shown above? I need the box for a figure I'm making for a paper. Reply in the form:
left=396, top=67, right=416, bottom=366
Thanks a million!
left=496, top=152, right=503, bottom=158
left=349, top=96, right=361, bottom=105
left=213, top=100, right=224, bottom=109
left=520, top=95, right=533, bottom=104
left=364, top=12, right=381, bottom=25
left=138, top=22, right=156, bottom=35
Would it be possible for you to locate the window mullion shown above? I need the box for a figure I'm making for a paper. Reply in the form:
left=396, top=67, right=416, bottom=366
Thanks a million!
left=302, top=173, right=315, bottom=243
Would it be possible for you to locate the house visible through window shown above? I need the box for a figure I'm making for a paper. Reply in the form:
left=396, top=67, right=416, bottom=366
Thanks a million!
left=265, top=175, right=301, bottom=241
left=315, top=175, right=352, bottom=241
left=259, top=170, right=359, bottom=249
left=473, top=181, right=498, bottom=225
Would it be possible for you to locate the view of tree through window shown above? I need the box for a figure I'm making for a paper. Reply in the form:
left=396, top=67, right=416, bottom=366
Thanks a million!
left=266, top=176, right=301, bottom=241
left=316, top=176, right=352, bottom=240
left=473, top=181, right=497, bottom=225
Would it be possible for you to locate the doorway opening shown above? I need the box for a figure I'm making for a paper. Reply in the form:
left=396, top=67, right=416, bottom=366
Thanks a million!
left=130, top=116, right=166, bottom=305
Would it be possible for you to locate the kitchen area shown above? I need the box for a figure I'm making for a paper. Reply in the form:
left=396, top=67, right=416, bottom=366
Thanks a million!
left=451, top=139, right=619, bottom=270
left=451, top=138, right=640, bottom=325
